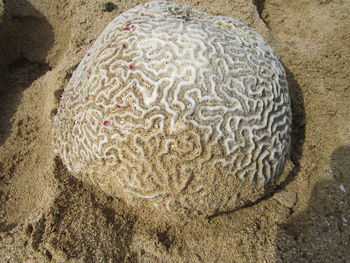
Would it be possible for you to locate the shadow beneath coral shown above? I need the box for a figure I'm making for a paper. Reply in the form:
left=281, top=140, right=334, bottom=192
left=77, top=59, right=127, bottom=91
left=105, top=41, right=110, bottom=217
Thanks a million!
left=0, top=0, right=53, bottom=145
left=277, top=65, right=306, bottom=187
left=252, top=0, right=266, bottom=19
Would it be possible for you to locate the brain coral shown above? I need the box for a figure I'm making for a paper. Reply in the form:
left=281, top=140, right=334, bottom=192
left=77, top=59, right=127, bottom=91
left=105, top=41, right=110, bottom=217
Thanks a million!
left=53, top=0, right=292, bottom=217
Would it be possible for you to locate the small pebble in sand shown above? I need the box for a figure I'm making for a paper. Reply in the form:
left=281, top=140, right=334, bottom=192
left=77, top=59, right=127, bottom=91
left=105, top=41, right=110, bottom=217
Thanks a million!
left=103, top=2, right=117, bottom=12
left=339, top=184, right=347, bottom=192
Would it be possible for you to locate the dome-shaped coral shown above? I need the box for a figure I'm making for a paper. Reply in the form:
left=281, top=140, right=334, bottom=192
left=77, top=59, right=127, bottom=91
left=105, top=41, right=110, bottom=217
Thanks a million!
left=53, top=0, right=292, bottom=217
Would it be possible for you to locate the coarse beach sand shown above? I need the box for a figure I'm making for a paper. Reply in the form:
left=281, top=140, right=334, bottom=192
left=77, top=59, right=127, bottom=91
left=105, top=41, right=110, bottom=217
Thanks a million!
left=0, top=0, right=349, bottom=262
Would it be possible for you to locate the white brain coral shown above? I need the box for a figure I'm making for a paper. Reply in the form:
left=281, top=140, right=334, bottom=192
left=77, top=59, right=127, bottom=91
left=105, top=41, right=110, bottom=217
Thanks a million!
left=53, top=0, right=292, bottom=216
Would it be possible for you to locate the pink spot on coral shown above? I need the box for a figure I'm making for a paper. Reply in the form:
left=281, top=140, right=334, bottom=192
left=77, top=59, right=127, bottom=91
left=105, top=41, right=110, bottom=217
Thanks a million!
left=115, top=104, right=121, bottom=108
left=123, top=21, right=141, bottom=31
left=87, top=72, right=91, bottom=79
left=106, top=151, right=111, bottom=156
left=103, top=120, right=109, bottom=126
left=101, top=158, right=106, bottom=162
left=128, top=64, right=135, bottom=70
left=162, top=202, right=167, bottom=208
left=122, top=44, right=128, bottom=49
left=87, top=53, right=90, bottom=56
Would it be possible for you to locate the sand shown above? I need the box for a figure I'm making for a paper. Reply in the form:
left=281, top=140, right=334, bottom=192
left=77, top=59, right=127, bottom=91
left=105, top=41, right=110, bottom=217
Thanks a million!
left=0, top=0, right=349, bottom=262
left=0, top=1, right=4, bottom=23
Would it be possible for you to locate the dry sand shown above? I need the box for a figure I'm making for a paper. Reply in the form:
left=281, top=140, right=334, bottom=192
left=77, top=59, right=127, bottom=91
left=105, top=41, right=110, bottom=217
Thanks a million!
left=0, top=0, right=349, bottom=262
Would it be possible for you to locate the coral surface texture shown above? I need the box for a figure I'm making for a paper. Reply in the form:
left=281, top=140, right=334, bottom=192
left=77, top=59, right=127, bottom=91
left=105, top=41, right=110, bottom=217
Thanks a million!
left=53, top=0, right=291, bottom=216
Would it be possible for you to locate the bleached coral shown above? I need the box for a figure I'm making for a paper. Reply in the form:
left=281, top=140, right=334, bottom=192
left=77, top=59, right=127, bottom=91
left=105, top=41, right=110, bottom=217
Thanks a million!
left=53, top=0, right=292, bottom=216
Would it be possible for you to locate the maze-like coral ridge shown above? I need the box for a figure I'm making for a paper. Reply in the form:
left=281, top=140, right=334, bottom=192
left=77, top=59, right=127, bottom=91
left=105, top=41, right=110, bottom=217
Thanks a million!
left=53, top=0, right=291, bottom=213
